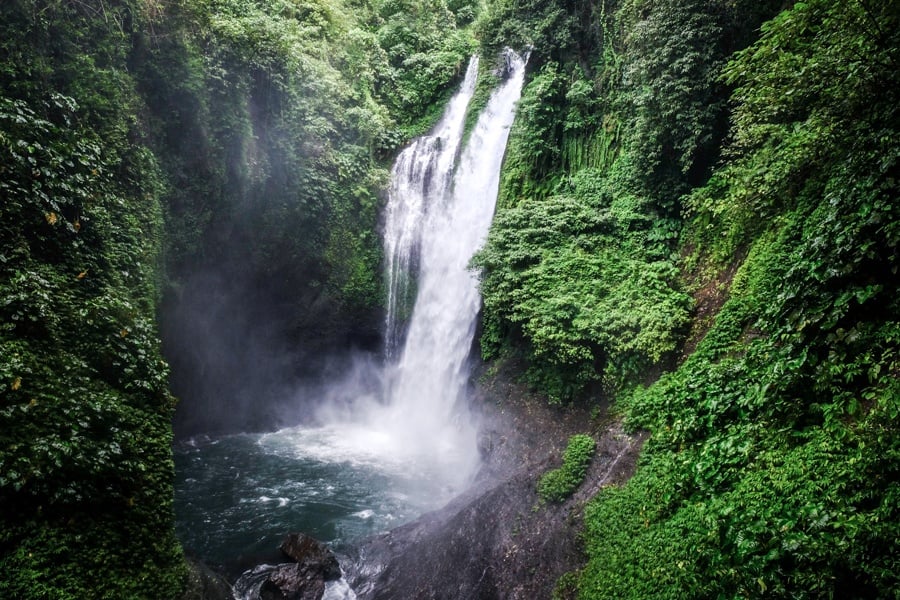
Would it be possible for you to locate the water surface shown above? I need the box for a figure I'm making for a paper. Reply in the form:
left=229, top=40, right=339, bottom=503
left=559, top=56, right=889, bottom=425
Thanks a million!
left=175, top=425, right=461, bottom=574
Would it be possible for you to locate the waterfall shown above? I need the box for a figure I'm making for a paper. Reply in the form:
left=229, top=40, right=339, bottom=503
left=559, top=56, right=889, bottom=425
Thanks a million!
left=195, top=53, right=528, bottom=597
left=383, top=56, right=480, bottom=359
left=380, top=49, right=528, bottom=479
left=304, top=48, right=527, bottom=492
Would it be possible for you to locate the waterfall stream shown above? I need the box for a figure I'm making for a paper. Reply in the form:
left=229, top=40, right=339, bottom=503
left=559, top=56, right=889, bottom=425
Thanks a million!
left=382, top=48, right=527, bottom=476
left=383, top=56, right=480, bottom=359
left=175, top=50, right=527, bottom=593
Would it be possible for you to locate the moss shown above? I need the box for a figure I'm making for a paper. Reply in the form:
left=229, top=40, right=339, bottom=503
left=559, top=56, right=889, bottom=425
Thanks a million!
left=538, top=434, right=596, bottom=503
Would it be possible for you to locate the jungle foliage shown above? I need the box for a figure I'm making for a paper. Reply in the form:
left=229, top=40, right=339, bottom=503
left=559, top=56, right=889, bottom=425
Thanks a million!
left=3, top=0, right=899, bottom=596
left=0, top=1, right=185, bottom=597
left=1, top=0, right=474, bottom=595
left=475, top=0, right=784, bottom=400
left=580, top=2, right=900, bottom=596
left=474, top=0, right=899, bottom=596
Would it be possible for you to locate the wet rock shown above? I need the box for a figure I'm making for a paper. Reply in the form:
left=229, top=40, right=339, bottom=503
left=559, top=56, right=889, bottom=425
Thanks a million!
left=179, top=557, right=233, bottom=600
left=343, top=362, right=646, bottom=600
left=258, top=563, right=326, bottom=600
left=279, top=533, right=341, bottom=581
left=242, top=534, right=344, bottom=600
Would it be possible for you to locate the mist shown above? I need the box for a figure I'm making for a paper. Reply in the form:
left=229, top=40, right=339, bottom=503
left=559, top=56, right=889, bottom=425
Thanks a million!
left=161, top=260, right=381, bottom=438
left=155, top=61, right=386, bottom=438
left=165, top=51, right=525, bottom=494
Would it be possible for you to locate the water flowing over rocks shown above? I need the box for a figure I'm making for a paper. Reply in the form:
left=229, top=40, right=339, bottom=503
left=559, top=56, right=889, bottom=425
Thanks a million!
left=383, top=56, right=480, bottom=360
left=341, top=363, right=645, bottom=599
left=230, top=362, right=644, bottom=599
left=375, top=48, right=528, bottom=486
left=233, top=535, right=344, bottom=600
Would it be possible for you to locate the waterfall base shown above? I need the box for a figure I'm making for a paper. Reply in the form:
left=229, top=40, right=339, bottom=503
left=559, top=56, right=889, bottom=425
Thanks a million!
left=184, top=362, right=645, bottom=600
left=340, top=363, right=645, bottom=599
left=173, top=424, right=464, bottom=578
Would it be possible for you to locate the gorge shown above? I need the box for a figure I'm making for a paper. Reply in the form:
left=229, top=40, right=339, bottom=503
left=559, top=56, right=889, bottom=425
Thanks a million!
left=1, top=0, right=898, bottom=598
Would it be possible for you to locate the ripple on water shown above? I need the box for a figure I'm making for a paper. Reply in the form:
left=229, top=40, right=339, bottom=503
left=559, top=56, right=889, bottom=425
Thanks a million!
left=173, top=427, right=462, bottom=572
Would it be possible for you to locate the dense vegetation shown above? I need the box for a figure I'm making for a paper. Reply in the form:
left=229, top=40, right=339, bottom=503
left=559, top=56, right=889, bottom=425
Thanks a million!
left=2, top=0, right=898, bottom=597
left=0, top=2, right=185, bottom=596
left=474, top=0, right=899, bottom=596
left=475, top=0, right=783, bottom=398
left=1, top=0, right=473, bottom=596
left=538, top=433, right=595, bottom=503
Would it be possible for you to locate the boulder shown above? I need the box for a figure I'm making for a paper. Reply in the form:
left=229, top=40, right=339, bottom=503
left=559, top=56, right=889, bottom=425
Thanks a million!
left=279, top=533, right=341, bottom=581
left=247, top=533, right=343, bottom=600
left=258, top=563, right=326, bottom=600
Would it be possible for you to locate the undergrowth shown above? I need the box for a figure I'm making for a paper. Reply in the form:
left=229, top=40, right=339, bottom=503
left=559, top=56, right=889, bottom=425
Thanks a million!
left=538, top=433, right=596, bottom=503
left=576, top=1, right=900, bottom=597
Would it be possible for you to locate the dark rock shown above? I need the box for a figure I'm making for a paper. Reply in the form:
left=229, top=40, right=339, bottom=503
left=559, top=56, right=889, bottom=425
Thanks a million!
left=279, top=533, right=341, bottom=581
left=258, top=563, right=326, bottom=600
left=232, top=535, right=343, bottom=600
left=179, top=557, right=233, bottom=600
left=342, top=362, right=646, bottom=599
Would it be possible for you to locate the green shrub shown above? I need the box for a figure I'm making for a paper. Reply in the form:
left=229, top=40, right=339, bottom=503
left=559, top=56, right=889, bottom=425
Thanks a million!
left=538, top=434, right=596, bottom=503
left=577, top=1, right=900, bottom=597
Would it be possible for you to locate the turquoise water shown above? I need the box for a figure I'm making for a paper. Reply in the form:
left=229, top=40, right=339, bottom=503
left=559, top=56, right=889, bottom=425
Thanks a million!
left=174, top=424, right=460, bottom=575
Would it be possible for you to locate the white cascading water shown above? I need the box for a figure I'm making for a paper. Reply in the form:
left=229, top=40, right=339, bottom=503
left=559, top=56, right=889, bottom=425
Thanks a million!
left=307, top=49, right=527, bottom=492
left=271, top=48, right=527, bottom=500
left=383, top=56, right=480, bottom=359
left=201, top=51, right=528, bottom=600
left=380, top=49, right=527, bottom=481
